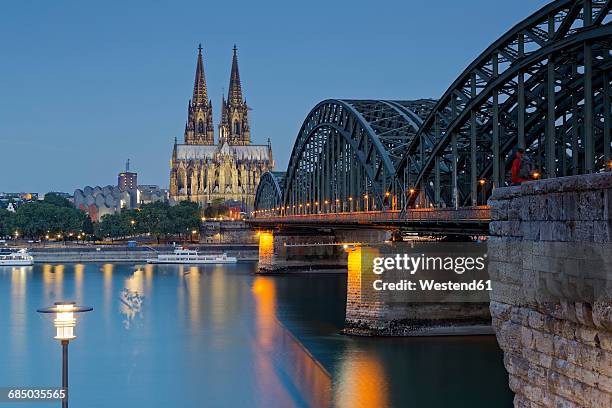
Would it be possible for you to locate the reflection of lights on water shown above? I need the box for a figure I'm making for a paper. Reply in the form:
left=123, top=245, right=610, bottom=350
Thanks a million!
left=335, top=353, right=389, bottom=408
left=121, top=268, right=146, bottom=329
left=252, top=277, right=333, bottom=407
left=10, top=267, right=29, bottom=355
left=185, top=267, right=201, bottom=329
left=74, top=264, right=84, bottom=303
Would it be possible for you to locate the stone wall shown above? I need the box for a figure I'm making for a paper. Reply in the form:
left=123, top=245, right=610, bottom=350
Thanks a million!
left=202, top=221, right=258, bottom=244
left=488, top=173, right=612, bottom=407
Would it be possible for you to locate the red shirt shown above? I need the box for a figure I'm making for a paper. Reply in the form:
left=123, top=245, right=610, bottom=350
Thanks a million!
left=511, top=154, right=528, bottom=183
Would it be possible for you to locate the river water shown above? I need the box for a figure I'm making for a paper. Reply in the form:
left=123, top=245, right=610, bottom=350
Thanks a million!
left=0, top=263, right=513, bottom=407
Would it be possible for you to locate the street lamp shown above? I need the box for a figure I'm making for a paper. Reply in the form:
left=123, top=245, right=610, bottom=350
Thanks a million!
left=37, top=301, right=93, bottom=408
left=479, top=179, right=487, bottom=205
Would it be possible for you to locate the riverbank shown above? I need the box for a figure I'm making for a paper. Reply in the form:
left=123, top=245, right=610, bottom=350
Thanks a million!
left=27, top=244, right=258, bottom=263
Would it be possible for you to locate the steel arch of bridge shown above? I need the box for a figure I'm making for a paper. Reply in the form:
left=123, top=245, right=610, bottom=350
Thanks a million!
left=254, top=99, right=436, bottom=215
left=253, top=171, right=285, bottom=212
left=254, top=0, right=611, bottom=219
left=396, top=0, right=611, bottom=210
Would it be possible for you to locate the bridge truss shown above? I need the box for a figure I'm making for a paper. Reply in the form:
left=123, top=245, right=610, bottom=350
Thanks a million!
left=254, top=0, right=611, bottom=218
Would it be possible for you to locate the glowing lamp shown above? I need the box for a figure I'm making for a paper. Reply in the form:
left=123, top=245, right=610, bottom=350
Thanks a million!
left=479, top=179, right=486, bottom=186
left=532, top=171, right=541, bottom=179
left=408, top=188, right=416, bottom=194
left=37, top=302, right=92, bottom=341
left=37, top=302, right=92, bottom=408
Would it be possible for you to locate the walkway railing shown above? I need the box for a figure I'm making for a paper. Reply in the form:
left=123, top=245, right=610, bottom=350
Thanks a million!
left=250, top=206, right=490, bottom=225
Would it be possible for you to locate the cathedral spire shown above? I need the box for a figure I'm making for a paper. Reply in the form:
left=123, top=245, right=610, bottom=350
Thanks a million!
left=184, top=44, right=214, bottom=145
left=227, top=45, right=243, bottom=105
left=192, top=44, right=208, bottom=104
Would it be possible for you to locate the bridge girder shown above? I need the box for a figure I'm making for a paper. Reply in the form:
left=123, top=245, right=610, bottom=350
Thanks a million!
left=254, top=99, right=435, bottom=215
left=254, top=0, right=612, bottom=219
left=396, top=0, right=612, bottom=210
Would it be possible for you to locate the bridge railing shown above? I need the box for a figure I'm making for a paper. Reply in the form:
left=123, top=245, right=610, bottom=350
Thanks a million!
left=251, top=206, right=490, bottom=224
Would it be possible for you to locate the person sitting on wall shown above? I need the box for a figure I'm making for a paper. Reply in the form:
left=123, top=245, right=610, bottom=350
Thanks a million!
left=511, top=148, right=535, bottom=185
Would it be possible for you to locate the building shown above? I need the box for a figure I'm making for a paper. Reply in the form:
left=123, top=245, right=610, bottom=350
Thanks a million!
left=0, top=192, right=39, bottom=210
left=74, top=185, right=136, bottom=221
left=138, top=185, right=168, bottom=205
left=118, top=159, right=138, bottom=207
left=118, top=159, right=138, bottom=191
left=169, top=45, right=274, bottom=211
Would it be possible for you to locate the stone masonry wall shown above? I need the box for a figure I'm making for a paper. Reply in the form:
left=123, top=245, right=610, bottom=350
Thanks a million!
left=488, top=173, right=612, bottom=407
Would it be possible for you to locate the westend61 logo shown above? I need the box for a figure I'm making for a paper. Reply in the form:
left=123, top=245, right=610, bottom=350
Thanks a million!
left=360, top=242, right=491, bottom=303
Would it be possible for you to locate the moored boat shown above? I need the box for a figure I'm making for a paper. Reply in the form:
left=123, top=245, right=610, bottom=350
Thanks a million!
left=0, top=248, right=34, bottom=266
left=147, top=248, right=237, bottom=264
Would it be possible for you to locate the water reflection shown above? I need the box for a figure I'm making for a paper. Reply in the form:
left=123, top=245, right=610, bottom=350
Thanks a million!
left=121, top=268, right=146, bottom=329
left=74, top=264, right=84, bottom=304
left=334, top=351, right=389, bottom=408
left=10, top=267, right=28, bottom=356
left=0, top=263, right=512, bottom=407
left=185, top=266, right=201, bottom=329
left=252, top=276, right=333, bottom=408
left=42, top=264, right=64, bottom=302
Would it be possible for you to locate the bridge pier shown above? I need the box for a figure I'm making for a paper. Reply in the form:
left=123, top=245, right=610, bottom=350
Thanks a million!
left=489, top=173, right=612, bottom=407
left=343, top=245, right=491, bottom=336
left=256, top=229, right=390, bottom=273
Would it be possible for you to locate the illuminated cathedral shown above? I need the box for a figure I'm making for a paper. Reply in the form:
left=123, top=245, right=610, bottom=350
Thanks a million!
left=169, top=45, right=274, bottom=210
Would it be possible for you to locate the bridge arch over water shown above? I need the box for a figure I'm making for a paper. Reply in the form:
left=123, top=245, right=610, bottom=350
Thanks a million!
left=255, top=99, right=435, bottom=215
left=254, top=0, right=611, bottom=218
left=396, top=0, right=612, bottom=210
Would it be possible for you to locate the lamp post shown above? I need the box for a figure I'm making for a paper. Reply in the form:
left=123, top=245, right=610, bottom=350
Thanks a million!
left=37, top=301, right=93, bottom=408
left=479, top=179, right=486, bottom=205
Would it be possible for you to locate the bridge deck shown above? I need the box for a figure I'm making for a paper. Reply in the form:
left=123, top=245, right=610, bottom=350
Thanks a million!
left=248, top=206, right=490, bottom=234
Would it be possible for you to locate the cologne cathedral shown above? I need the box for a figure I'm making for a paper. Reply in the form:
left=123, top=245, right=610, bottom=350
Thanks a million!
left=169, top=45, right=274, bottom=210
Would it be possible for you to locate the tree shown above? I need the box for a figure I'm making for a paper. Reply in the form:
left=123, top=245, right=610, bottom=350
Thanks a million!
left=43, top=193, right=73, bottom=208
left=0, top=208, right=15, bottom=238
left=82, top=216, right=94, bottom=235
left=12, top=200, right=87, bottom=239
left=170, top=202, right=200, bottom=236
left=92, top=202, right=201, bottom=243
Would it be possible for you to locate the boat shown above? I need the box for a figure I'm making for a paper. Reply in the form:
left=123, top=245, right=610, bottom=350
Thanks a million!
left=0, top=248, right=34, bottom=266
left=146, top=248, right=237, bottom=264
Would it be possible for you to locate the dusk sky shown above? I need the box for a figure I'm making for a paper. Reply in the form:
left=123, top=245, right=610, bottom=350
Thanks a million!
left=0, top=0, right=549, bottom=192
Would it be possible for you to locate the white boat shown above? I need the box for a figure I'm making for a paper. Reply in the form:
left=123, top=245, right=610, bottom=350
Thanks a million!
left=147, top=248, right=237, bottom=264
left=0, top=248, right=34, bottom=266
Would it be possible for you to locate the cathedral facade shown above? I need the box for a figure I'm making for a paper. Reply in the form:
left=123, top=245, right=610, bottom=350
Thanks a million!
left=169, top=45, right=274, bottom=211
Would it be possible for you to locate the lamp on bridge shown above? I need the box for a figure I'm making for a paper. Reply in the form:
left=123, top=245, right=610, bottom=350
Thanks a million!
left=478, top=179, right=487, bottom=205
left=532, top=171, right=541, bottom=179
left=37, top=301, right=93, bottom=408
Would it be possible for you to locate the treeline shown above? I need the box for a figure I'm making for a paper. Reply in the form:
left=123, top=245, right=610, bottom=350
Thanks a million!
left=0, top=195, right=201, bottom=242
left=95, top=201, right=201, bottom=242
left=0, top=194, right=91, bottom=239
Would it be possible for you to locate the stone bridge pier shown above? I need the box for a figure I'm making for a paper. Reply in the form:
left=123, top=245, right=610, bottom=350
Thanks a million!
left=257, top=228, right=390, bottom=273
left=488, top=173, right=612, bottom=407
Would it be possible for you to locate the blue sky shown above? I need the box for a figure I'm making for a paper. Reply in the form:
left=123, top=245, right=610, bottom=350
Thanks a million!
left=0, top=0, right=549, bottom=192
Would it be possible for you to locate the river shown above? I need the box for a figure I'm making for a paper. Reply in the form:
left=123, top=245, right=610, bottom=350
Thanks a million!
left=0, top=263, right=513, bottom=407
